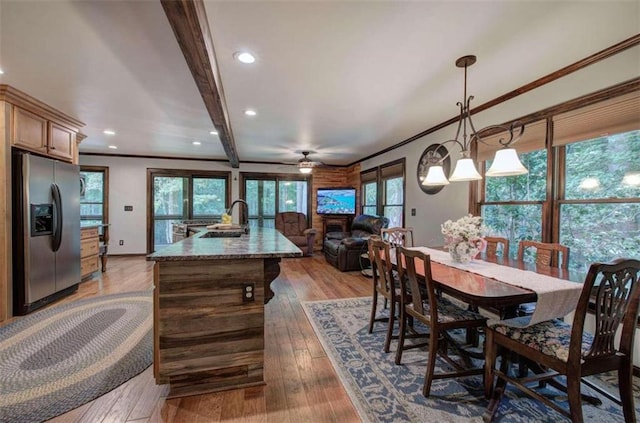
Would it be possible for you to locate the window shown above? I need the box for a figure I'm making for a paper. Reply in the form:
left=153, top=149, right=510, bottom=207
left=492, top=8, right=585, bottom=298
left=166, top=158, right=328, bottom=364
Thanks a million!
left=480, top=149, right=547, bottom=259
left=360, top=159, right=405, bottom=227
left=148, top=169, right=230, bottom=252
left=474, top=89, right=640, bottom=272
left=241, top=173, right=310, bottom=228
left=559, top=131, right=640, bottom=272
left=80, top=166, right=108, bottom=226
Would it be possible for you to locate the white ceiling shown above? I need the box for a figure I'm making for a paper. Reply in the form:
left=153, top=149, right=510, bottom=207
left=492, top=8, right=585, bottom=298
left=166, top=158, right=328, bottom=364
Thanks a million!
left=0, top=1, right=638, bottom=166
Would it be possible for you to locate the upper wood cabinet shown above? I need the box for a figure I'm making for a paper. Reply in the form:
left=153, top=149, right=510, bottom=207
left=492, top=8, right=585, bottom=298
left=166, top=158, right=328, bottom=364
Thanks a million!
left=12, top=106, right=47, bottom=154
left=2, top=85, right=84, bottom=164
left=48, top=122, right=75, bottom=161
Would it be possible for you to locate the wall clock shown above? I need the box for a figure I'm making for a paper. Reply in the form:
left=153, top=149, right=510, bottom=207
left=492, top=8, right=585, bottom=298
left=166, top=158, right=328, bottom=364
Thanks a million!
left=416, top=144, right=450, bottom=195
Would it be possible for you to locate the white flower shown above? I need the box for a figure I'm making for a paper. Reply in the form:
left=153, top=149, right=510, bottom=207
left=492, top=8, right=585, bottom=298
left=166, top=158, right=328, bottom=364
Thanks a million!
left=441, top=214, right=487, bottom=257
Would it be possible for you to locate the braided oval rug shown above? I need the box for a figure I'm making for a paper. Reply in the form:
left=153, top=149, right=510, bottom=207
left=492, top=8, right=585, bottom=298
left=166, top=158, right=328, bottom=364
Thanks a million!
left=0, top=291, right=152, bottom=423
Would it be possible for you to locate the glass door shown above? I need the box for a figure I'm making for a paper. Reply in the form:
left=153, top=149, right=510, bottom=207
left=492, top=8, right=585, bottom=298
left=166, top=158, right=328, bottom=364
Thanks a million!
left=153, top=176, right=188, bottom=251
left=242, top=174, right=310, bottom=229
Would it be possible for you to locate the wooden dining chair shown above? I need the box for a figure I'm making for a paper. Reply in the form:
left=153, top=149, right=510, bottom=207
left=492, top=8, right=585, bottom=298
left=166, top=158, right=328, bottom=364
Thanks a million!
left=381, top=227, right=414, bottom=248
left=368, top=237, right=402, bottom=353
left=517, top=240, right=569, bottom=269
left=484, top=258, right=640, bottom=423
left=395, top=246, right=487, bottom=397
left=517, top=240, right=570, bottom=317
left=485, top=236, right=509, bottom=258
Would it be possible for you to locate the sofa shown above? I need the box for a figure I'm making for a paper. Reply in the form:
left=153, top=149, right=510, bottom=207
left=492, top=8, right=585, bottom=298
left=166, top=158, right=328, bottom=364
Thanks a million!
left=323, top=214, right=390, bottom=271
left=275, top=212, right=317, bottom=256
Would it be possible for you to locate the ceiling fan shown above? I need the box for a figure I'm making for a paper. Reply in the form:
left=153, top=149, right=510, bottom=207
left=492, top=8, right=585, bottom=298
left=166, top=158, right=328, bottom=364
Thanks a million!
left=282, top=151, right=333, bottom=174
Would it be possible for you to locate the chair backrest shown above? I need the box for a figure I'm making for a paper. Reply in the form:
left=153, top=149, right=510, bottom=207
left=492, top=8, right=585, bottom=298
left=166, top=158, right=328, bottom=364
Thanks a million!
left=275, top=212, right=307, bottom=236
left=517, top=240, right=569, bottom=269
left=485, top=236, right=509, bottom=258
left=570, top=258, right=640, bottom=363
left=397, top=246, right=436, bottom=321
left=369, top=237, right=396, bottom=298
left=381, top=227, right=414, bottom=248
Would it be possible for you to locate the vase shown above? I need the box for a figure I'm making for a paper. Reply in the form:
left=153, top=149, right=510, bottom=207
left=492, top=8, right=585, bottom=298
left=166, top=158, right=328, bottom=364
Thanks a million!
left=449, top=248, right=473, bottom=264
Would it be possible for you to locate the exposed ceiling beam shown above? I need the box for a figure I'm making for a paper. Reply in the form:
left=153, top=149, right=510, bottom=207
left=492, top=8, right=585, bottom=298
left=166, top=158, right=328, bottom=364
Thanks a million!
left=161, top=0, right=239, bottom=167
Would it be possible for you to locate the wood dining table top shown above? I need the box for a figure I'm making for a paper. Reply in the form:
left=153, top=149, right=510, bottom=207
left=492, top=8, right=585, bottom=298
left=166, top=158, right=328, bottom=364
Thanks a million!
left=393, top=248, right=584, bottom=316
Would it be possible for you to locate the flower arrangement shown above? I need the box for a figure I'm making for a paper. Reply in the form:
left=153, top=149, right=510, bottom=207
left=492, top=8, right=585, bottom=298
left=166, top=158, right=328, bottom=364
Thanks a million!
left=441, top=214, right=487, bottom=263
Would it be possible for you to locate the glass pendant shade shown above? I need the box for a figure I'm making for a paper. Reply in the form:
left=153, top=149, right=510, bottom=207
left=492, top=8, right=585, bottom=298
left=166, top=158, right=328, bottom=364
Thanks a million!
left=298, top=166, right=312, bottom=174
left=422, top=165, right=450, bottom=186
left=485, top=148, right=528, bottom=177
left=449, top=158, right=482, bottom=182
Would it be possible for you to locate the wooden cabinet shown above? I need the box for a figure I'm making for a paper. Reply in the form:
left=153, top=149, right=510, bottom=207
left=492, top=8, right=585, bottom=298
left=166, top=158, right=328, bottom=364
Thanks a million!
left=7, top=86, right=83, bottom=164
left=48, top=122, right=75, bottom=161
left=13, top=106, right=47, bottom=154
left=80, top=227, right=100, bottom=278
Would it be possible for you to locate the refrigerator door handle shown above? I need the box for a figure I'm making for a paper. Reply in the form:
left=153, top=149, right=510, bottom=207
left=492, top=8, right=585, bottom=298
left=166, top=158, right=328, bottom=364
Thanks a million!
left=51, top=183, right=63, bottom=252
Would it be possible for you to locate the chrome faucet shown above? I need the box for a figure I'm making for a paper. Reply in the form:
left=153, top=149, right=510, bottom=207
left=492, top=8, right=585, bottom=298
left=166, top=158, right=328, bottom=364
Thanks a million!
left=226, top=199, right=250, bottom=233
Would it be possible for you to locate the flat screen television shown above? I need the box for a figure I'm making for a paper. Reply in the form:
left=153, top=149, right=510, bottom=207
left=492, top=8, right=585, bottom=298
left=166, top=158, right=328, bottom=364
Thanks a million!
left=317, top=187, right=356, bottom=215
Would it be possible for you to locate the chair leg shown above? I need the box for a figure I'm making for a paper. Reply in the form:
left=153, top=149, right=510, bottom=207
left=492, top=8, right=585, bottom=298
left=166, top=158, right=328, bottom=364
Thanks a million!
left=619, top=365, right=637, bottom=423
left=566, top=372, right=583, bottom=423
left=422, top=330, right=439, bottom=397
left=395, top=307, right=407, bottom=365
left=368, top=290, right=378, bottom=334
left=384, top=298, right=395, bottom=353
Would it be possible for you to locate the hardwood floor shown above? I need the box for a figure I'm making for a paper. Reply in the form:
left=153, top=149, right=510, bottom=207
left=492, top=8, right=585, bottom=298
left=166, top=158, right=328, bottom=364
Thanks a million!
left=45, top=254, right=370, bottom=422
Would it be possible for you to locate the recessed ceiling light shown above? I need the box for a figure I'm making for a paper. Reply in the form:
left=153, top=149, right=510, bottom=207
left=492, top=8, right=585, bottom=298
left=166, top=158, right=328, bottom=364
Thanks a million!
left=103, top=130, right=116, bottom=135
left=244, top=109, right=257, bottom=116
left=192, top=141, right=201, bottom=145
left=209, top=130, right=218, bottom=135
left=234, top=51, right=256, bottom=64
left=108, top=145, right=118, bottom=150
left=0, top=69, right=4, bottom=75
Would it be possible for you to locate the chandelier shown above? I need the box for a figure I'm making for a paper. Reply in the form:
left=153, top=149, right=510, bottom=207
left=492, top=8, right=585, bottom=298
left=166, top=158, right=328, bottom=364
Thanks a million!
left=422, top=55, right=527, bottom=186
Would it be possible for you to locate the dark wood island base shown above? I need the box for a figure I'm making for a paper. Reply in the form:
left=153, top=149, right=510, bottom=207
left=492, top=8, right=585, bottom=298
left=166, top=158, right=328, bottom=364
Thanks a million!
left=148, top=228, right=300, bottom=398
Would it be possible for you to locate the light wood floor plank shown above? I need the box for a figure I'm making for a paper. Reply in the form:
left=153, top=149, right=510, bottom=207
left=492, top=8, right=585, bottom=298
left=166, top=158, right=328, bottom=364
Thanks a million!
left=27, top=255, right=366, bottom=423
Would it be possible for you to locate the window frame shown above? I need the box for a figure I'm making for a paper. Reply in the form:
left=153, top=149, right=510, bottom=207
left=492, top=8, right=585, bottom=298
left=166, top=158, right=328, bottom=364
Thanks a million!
left=239, top=172, right=312, bottom=228
left=146, top=168, right=231, bottom=253
left=80, top=165, right=109, bottom=226
left=472, top=84, right=640, bottom=272
left=360, top=158, right=406, bottom=226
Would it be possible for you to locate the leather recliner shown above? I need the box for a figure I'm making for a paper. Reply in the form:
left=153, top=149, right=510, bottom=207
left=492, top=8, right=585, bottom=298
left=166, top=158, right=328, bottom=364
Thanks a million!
left=323, top=214, right=390, bottom=271
left=275, top=212, right=317, bottom=256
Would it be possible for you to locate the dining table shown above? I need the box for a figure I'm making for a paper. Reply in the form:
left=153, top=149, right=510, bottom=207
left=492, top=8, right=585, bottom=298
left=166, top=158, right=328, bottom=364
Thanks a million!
left=392, top=246, right=585, bottom=323
left=389, top=245, right=589, bottom=419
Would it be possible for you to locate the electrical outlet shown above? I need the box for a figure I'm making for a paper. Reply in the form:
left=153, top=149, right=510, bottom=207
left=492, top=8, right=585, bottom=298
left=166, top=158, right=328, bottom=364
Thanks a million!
left=119, top=240, right=124, bottom=246
left=124, top=205, right=133, bottom=211
left=242, top=283, right=255, bottom=302
left=411, top=208, right=416, bottom=216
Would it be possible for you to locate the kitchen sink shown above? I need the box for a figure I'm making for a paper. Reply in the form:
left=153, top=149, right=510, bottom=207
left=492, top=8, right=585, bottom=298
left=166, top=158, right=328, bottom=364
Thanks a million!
left=199, top=230, right=243, bottom=238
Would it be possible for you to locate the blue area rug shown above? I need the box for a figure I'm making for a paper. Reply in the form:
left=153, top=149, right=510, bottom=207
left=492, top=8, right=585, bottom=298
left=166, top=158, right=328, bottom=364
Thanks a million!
left=0, top=291, right=153, bottom=423
left=302, top=297, right=640, bottom=422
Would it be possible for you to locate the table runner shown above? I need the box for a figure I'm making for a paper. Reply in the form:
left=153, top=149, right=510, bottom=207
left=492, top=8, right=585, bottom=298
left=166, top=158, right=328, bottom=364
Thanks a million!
left=412, top=247, right=583, bottom=327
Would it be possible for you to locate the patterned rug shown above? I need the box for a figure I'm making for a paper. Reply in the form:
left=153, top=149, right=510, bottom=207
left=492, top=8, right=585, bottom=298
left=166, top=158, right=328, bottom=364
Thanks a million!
left=302, top=297, right=640, bottom=423
left=0, top=291, right=153, bottom=423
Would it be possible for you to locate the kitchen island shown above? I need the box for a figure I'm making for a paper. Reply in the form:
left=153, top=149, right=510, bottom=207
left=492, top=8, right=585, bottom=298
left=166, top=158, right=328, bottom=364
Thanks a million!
left=147, top=227, right=302, bottom=398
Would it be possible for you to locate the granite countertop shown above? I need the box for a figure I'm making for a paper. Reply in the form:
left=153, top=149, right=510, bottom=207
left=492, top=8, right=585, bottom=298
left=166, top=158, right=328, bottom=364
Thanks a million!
left=147, top=227, right=303, bottom=261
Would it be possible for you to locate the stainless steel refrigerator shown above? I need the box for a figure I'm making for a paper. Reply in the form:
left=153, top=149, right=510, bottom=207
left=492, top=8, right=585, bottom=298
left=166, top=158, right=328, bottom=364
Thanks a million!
left=12, top=151, right=81, bottom=315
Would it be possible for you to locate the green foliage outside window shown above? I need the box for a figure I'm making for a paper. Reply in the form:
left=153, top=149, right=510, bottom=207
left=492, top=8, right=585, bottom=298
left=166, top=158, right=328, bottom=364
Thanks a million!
left=80, top=170, right=104, bottom=225
left=481, top=130, right=640, bottom=272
